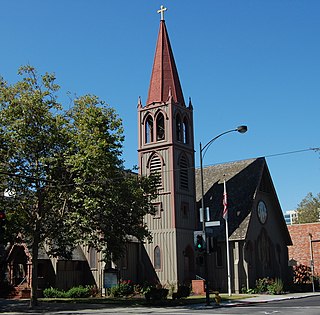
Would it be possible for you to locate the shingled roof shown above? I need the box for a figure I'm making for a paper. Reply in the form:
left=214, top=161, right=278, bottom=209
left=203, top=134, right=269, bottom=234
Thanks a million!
left=195, top=157, right=291, bottom=244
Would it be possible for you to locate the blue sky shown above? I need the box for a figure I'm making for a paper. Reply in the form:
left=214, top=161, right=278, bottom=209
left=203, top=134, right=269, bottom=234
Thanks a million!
left=1, top=1, right=319, bottom=212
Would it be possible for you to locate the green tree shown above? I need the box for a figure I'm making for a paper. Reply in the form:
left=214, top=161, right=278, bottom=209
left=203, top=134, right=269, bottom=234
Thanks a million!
left=63, top=94, right=157, bottom=261
left=0, top=66, right=157, bottom=307
left=294, top=192, right=320, bottom=224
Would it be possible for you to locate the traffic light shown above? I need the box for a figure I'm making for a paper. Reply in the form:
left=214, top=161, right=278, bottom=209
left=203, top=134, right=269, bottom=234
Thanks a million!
left=0, top=210, right=5, bottom=226
left=196, top=234, right=204, bottom=251
left=194, top=231, right=206, bottom=252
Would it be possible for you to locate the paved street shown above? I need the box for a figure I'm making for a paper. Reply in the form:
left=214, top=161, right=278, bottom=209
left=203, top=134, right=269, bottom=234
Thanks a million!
left=1, top=293, right=320, bottom=315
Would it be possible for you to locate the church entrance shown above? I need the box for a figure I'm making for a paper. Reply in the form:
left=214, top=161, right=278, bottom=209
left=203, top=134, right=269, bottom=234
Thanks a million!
left=7, top=245, right=30, bottom=287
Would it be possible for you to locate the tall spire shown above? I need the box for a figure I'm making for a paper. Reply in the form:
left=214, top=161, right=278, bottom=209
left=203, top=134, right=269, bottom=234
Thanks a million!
left=146, top=8, right=185, bottom=106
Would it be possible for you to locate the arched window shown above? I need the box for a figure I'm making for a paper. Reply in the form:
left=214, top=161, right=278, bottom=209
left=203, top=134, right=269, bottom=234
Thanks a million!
left=176, top=114, right=182, bottom=141
left=89, top=247, right=97, bottom=269
left=182, top=118, right=189, bottom=144
left=154, top=246, right=161, bottom=270
left=179, top=155, right=189, bottom=190
left=150, top=154, right=162, bottom=188
left=156, top=113, right=165, bottom=141
left=121, top=246, right=128, bottom=269
left=145, top=115, right=153, bottom=143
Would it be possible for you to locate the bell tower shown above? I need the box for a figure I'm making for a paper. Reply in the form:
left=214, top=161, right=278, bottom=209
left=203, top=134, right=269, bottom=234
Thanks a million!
left=138, top=7, right=196, bottom=285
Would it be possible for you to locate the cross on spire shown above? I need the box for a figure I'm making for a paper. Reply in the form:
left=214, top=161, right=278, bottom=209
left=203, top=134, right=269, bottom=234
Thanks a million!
left=157, top=5, right=167, bottom=21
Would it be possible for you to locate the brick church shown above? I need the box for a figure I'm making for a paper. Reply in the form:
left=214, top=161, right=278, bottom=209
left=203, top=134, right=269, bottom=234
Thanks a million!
left=5, top=7, right=293, bottom=295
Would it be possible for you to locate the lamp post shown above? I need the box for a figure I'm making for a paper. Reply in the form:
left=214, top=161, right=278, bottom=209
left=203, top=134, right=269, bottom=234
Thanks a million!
left=199, top=125, right=247, bottom=305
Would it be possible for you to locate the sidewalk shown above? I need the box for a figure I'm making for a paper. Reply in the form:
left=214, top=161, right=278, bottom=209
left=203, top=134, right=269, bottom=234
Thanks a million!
left=0, top=291, right=319, bottom=313
left=221, top=291, right=320, bottom=307
left=190, top=291, right=320, bottom=309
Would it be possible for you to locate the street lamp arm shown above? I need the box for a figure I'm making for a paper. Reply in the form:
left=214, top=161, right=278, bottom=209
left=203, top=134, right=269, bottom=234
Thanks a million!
left=201, top=126, right=247, bottom=159
left=201, top=129, right=236, bottom=158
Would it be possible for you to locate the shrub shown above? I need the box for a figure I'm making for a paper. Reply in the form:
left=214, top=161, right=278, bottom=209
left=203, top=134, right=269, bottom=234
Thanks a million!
left=133, top=282, right=154, bottom=297
left=65, top=286, right=91, bottom=298
left=89, top=285, right=101, bottom=297
left=164, top=282, right=176, bottom=297
left=255, top=278, right=270, bottom=293
left=145, top=287, right=169, bottom=300
left=110, top=280, right=134, bottom=297
left=43, top=286, right=92, bottom=298
left=293, top=264, right=311, bottom=284
left=253, top=278, right=284, bottom=295
left=267, top=278, right=283, bottom=295
left=43, top=287, right=66, bottom=298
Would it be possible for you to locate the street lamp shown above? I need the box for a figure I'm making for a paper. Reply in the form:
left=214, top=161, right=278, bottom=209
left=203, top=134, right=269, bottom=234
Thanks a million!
left=199, top=125, right=247, bottom=305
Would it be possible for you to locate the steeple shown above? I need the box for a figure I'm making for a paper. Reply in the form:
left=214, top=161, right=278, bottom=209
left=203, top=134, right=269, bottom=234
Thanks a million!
left=146, top=17, right=185, bottom=106
left=138, top=6, right=195, bottom=285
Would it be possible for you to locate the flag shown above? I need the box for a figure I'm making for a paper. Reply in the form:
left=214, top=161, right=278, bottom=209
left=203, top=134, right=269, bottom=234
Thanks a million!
left=223, top=179, right=228, bottom=220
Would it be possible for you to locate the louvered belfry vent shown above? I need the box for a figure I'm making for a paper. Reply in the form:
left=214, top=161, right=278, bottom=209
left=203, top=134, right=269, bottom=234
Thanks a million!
left=150, top=155, right=162, bottom=188
left=180, top=155, right=189, bottom=190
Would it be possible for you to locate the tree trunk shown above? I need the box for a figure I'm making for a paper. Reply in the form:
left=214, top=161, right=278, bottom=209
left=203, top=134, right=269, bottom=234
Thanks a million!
left=29, top=229, right=40, bottom=308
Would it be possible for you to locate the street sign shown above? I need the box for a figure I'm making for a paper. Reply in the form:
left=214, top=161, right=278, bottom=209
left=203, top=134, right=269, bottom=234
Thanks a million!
left=205, top=221, right=220, bottom=227
left=199, top=207, right=210, bottom=222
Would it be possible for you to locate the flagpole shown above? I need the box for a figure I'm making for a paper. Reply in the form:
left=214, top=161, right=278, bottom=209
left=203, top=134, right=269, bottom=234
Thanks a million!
left=223, top=178, right=232, bottom=296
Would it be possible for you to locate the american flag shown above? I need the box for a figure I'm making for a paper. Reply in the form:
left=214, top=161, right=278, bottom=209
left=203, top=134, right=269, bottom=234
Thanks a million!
left=223, top=179, right=228, bottom=220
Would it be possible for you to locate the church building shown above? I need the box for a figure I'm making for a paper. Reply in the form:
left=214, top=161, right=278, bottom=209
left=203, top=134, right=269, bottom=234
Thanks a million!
left=4, top=6, right=293, bottom=297
left=137, top=7, right=292, bottom=292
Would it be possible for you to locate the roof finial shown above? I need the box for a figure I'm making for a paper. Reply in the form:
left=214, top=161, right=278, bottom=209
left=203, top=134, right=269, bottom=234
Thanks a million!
left=157, top=5, right=167, bottom=21
left=137, top=96, right=142, bottom=108
left=167, top=86, right=173, bottom=102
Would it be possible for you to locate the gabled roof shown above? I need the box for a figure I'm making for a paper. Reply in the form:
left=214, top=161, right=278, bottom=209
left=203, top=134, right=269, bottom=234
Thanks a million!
left=7, top=243, right=49, bottom=261
left=146, top=20, right=185, bottom=106
left=7, top=243, right=87, bottom=262
left=195, top=158, right=262, bottom=203
left=57, top=245, right=87, bottom=261
left=195, top=158, right=291, bottom=244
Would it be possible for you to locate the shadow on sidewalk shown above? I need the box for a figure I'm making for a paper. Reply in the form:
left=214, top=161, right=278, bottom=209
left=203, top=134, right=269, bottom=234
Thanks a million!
left=0, top=299, right=122, bottom=314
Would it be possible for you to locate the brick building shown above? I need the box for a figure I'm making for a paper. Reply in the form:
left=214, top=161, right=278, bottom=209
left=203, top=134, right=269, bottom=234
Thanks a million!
left=287, top=223, right=320, bottom=275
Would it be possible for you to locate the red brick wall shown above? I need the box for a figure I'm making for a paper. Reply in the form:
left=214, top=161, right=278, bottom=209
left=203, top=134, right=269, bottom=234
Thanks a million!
left=287, top=223, right=320, bottom=275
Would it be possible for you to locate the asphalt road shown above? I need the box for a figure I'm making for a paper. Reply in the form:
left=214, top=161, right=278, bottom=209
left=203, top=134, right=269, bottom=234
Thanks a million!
left=1, top=296, right=320, bottom=315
